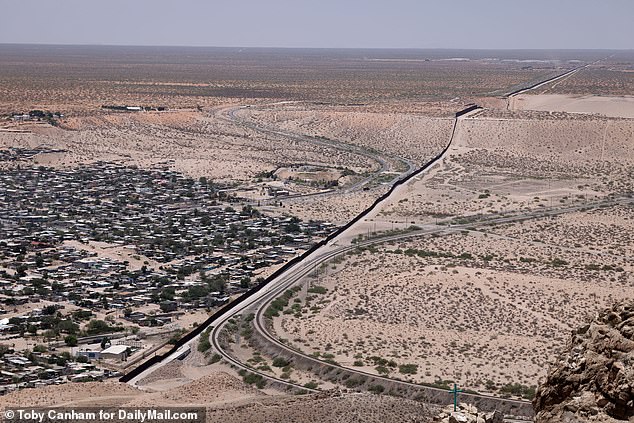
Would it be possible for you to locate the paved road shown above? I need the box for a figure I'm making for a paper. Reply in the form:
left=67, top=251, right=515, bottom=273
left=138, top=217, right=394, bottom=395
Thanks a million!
left=127, top=63, right=626, bottom=415
left=209, top=193, right=632, bottom=412
left=125, top=107, right=466, bottom=387
left=217, top=104, right=417, bottom=202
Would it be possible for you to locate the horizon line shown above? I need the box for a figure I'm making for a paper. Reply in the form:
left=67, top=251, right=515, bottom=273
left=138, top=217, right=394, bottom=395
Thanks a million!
left=0, top=42, right=632, bottom=52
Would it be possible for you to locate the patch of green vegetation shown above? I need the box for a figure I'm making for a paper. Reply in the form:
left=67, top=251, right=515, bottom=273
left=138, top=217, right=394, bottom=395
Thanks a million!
left=420, top=379, right=454, bottom=390
left=551, top=258, right=569, bottom=267
left=499, top=383, right=536, bottom=400
left=197, top=327, right=212, bottom=352
left=398, top=364, right=418, bottom=375
left=265, top=288, right=301, bottom=318
left=344, top=378, right=364, bottom=388
left=240, top=370, right=266, bottom=389
left=398, top=248, right=455, bottom=259
left=369, top=356, right=397, bottom=367
left=272, top=357, right=291, bottom=367
left=307, top=286, right=328, bottom=294
left=375, top=366, right=389, bottom=375
left=368, top=384, right=385, bottom=394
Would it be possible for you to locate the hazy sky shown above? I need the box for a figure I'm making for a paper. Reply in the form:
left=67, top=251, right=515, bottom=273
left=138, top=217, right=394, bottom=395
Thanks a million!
left=1, top=0, right=632, bottom=49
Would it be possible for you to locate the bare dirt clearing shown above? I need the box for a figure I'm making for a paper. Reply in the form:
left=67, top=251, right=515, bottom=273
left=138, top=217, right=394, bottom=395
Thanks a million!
left=511, top=94, right=634, bottom=119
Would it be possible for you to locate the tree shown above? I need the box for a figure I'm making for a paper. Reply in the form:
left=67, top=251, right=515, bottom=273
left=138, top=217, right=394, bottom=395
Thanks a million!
left=57, top=319, right=79, bottom=335
left=285, top=218, right=301, bottom=233
left=185, top=284, right=209, bottom=299
left=64, top=335, right=78, bottom=347
left=73, top=309, right=93, bottom=321
left=9, top=317, right=23, bottom=326
left=86, top=319, right=111, bottom=335
left=208, top=274, right=227, bottom=293
left=240, top=277, right=251, bottom=289
left=100, top=337, right=111, bottom=350
left=160, top=287, right=175, bottom=301
left=33, top=344, right=47, bottom=353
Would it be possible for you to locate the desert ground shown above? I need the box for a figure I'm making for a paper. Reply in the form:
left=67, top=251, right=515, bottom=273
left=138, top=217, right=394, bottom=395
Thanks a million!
left=269, top=91, right=634, bottom=398
left=2, top=46, right=633, bottom=419
left=2, top=346, right=438, bottom=423
left=510, top=94, right=634, bottom=119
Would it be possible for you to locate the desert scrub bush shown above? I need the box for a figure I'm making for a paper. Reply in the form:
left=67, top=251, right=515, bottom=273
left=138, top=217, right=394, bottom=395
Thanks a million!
left=344, top=378, right=364, bottom=388
left=241, top=327, right=253, bottom=338
left=307, top=286, right=327, bottom=294
left=421, top=379, right=453, bottom=390
left=304, top=381, right=318, bottom=389
left=368, top=384, right=385, bottom=394
left=265, top=289, right=300, bottom=318
left=375, top=366, right=389, bottom=375
left=241, top=371, right=266, bottom=389
left=197, top=328, right=212, bottom=352
left=369, top=356, right=397, bottom=368
left=499, top=383, right=536, bottom=400
left=398, top=364, right=418, bottom=374
left=209, top=353, right=222, bottom=364
left=550, top=257, right=568, bottom=267
left=247, top=354, right=264, bottom=364
left=272, top=357, right=291, bottom=367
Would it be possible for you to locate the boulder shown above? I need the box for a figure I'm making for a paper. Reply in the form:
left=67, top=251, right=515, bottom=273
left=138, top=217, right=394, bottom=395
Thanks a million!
left=533, top=301, right=634, bottom=422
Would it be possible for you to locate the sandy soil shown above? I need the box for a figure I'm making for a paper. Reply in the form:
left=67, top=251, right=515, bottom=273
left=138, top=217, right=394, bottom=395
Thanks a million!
left=3, top=45, right=632, bottom=413
left=0, top=109, right=376, bottom=184
left=376, top=112, right=634, bottom=224
left=1, top=376, right=436, bottom=422
left=276, top=207, right=634, bottom=392
left=205, top=391, right=437, bottom=423
left=271, top=106, right=634, bottom=396
left=243, top=105, right=454, bottom=165
left=511, top=94, right=634, bottom=119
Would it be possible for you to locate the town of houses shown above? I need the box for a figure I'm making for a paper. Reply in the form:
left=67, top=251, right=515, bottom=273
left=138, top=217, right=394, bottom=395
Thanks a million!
left=0, top=154, right=336, bottom=394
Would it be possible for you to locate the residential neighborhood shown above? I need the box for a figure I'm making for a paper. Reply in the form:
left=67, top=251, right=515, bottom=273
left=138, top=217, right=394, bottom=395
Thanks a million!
left=0, top=157, right=337, bottom=394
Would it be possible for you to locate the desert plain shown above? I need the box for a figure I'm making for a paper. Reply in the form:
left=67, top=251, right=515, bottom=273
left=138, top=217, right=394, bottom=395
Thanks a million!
left=1, top=45, right=633, bottom=421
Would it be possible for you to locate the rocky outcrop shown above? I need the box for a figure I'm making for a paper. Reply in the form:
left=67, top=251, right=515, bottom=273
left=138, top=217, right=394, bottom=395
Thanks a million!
left=434, top=403, right=503, bottom=423
left=533, top=301, right=634, bottom=422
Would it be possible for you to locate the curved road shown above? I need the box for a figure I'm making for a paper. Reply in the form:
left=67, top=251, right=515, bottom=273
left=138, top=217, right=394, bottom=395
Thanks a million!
left=126, top=60, right=613, bottom=416
left=126, top=107, right=469, bottom=387
left=239, top=194, right=632, bottom=408
left=217, top=104, right=417, bottom=202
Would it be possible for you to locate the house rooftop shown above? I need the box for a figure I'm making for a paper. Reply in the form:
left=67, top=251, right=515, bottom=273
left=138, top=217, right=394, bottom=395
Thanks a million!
left=101, top=345, right=128, bottom=355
